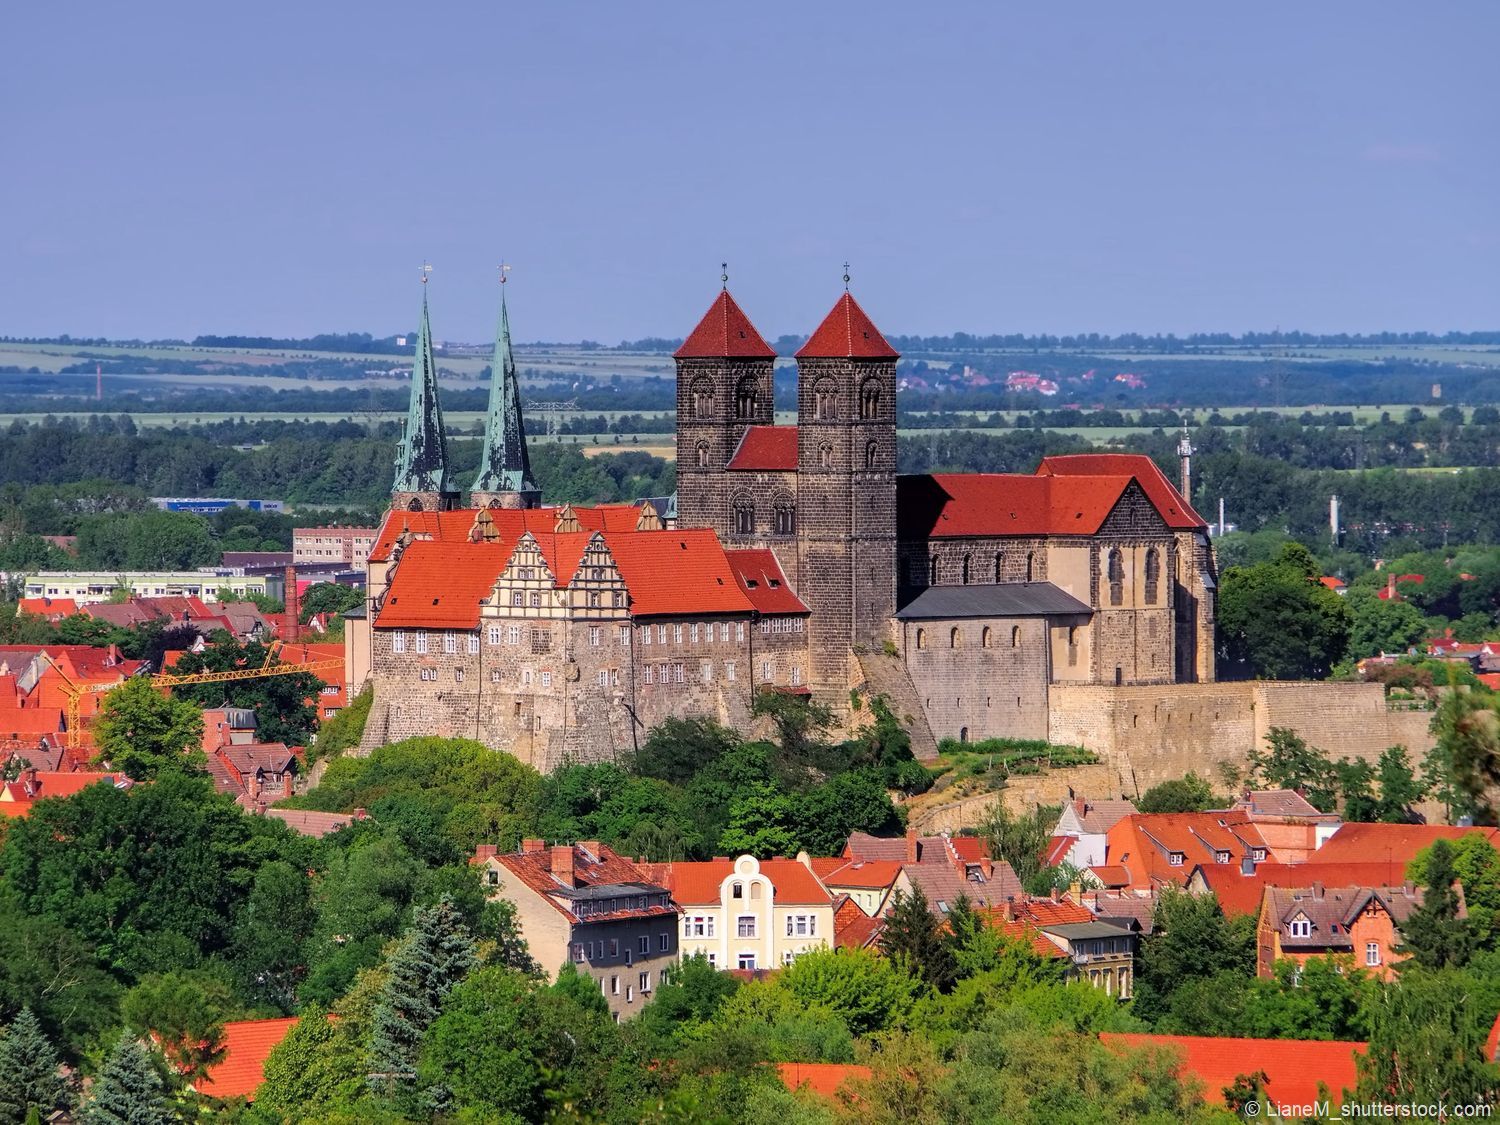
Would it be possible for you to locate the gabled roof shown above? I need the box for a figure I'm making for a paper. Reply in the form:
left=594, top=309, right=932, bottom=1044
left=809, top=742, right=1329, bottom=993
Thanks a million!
left=726, top=425, right=798, bottom=472
left=484, top=842, right=675, bottom=925
left=606, top=529, right=756, bottom=618
left=819, top=858, right=904, bottom=890
left=901, top=860, right=1024, bottom=913
left=376, top=541, right=510, bottom=629
left=832, top=894, right=884, bottom=949
left=1100, top=1033, right=1364, bottom=1107
left=1106, top=811, right=1270, bottom=891
left=1194, top=860, right=1414, bottom=917
left=1228, top=788, right=1331, bottom=820
left=194, top=1017, right=300, bottom=1101
left=675, top=289, right=776, bottom=359
left=1037, top=453, right=1205, bottom=529
left=1264, top=883, right=1429, bottom=948
left=1061, top=797, right=1140, bottom=835
left=725, top=549, right=809, bottom=615
left=897, top=473, right=1147, bottom=539
left=656, top=857, right=833, bottom=906
left=795, top=292, right=898, bottom=359
left=265, top=808, right=360, bottom=838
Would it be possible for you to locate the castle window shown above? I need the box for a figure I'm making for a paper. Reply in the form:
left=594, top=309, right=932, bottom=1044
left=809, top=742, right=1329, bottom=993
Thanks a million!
left=865, top=440, right=878, bottom=470
left=1145, top=547, right=1161, bottom=605
left=507, top=625, right=521, bottom=645
left=695, top=441, right=710, bottom=469
left=1109, top=549, right=1125, bottom=607
left=929, top=556, right=939, bottom=585
left=961, top=555, right=971, bottom=585
left=772, top=495, right=796, bottom=536
left=818, top=443, right=833, bottom=469
left=392, top=631, right=407, bottom=654
left=735, top=376, right=759, bottom=419
left=814, top=379, right=837, bottom=421
left=915, top=628, right=926, bottom=650
left=467, top=634, right=480, bottom=654
left=790, top=666, right=801, bottom=686
left=1011, top=626, right=1020, bottom=648
left=588, top=591, right=600, bottom=608
left=415, top=632, right=429, bottom=655
left=1025, top=552, right=1035, bottom=582
left=858, top=378, right=881, bottom=420
left=512, top=592, right=523, bottom=607
left=691, top=377, right=715, bottom=419
left=950, top=627, right=961, bottom=649
left=994, top=553, right=1003, bottom=581
left=442, top=632, right=457, bottom=654
left=733, top=496, right=754, bottom=535
left=487, top=625, right=501, bottom=646
left=1068, top=626, right=1079, bottom=666
left=981, top=627, right=992, bottom=648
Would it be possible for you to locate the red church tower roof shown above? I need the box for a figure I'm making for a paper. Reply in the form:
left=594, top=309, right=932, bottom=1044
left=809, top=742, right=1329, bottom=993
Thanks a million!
left=675, top=289, right=776, bottom=359
left=795, top=292, right=898, bottom=359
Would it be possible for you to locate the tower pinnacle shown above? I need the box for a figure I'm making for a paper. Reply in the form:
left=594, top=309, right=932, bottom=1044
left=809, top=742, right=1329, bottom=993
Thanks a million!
left=391, top=276, right=458, bottom=511
left=470, top=273, right=540, bottom=509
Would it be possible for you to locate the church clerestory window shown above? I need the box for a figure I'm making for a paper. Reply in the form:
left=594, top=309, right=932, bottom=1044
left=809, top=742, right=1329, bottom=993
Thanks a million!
left=1109, top=549, right=1125, bottom=606
left=772, top=494, right=796, bottom=536
left=735, top=376, right=759, bottom=420
left=1145, top=547, right=1160, bottom=605
left=732, top=495, right=755, bottom=535
left=691, top=378, right=715, bottom=420
left=814, top=379, right=837, bottom=421
left=858, top=378, right=881, bottom=421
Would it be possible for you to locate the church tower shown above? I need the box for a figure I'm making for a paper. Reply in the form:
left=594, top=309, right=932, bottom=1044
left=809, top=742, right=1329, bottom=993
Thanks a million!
left=470, top=279, right=540, bottom=509
left=795, top=290, right=899, bottom=687
left=673, top=283, right=777, bottom=532
left=391, top=281, right=459, bottom=512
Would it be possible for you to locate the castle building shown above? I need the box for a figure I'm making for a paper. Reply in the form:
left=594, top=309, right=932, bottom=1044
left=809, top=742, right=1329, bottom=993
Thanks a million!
left=349, top=280, right=1217, bottom=767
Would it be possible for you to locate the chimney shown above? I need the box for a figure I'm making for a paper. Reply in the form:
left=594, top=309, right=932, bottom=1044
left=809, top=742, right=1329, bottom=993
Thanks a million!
left=283, top=565, right=300, bottom=641
left=474, top=844, right=498, bottom=861
left=1311, top=881, right=1325, bottom=900
left=1402, top=880, right=1415, bottom=897
left=1050, top=886, right=1060, bottom=903
left=521, top=837, right=545, bottom=854
left=980, top=858, right=993, bottom=880
left=20, top=767, right=38, bottom=795
left=906, top=828, right=919, bottom=865
left=551, top=845, right=575, bottom=885
left=1004, top=895, right=1015, bottom=923
left=578, top=840, right=602, bottom=859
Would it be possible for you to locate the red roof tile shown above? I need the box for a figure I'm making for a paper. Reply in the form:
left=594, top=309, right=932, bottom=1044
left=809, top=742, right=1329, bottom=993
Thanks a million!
left=776, top=1062, right=872, bottom=1101
left=725, top=549, right=808, bottom=615
left=659, top=858, right=833, bottom=906
left=675, top=289, right=776, bottom=359
left=726, top=425, right=799, bottom=472
left=898, top=473, right=1135, bottom=538
left=376, top=541, right=509, bottom=629
left=1195, top=860, right=1420, bottom=917
left=194, top=1017, right=300, bottom=1101
left=832, top=895, right=883, bottom=949
left=820, top=859, right=904, bottom=890
left=1312, top=823, right=1500, bottom=867
left=795, top=293, right=898, bottom=359
left=1105, top=811, right=1271, bottom=891
left=1100, top=1033, right=1365, bottom=1106
left=17, top=597, right=78, bottom=618
left=1037, top=453, right=1205, bottom=529
left=483, top=843, right=676, bottom=925
left=606, top=529, right=756, bottom=618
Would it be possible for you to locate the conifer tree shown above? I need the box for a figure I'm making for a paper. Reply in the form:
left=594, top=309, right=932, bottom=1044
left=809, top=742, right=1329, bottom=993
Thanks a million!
left=879, top=886, right=958, bottom=993
left=81, top=1032, right=174, bottom=1125
left=1399, top=839, right=1476, bottom=970
left=0, top=1008, right=69, bottom=1124
left=368, top=895, right=476, bottom=1097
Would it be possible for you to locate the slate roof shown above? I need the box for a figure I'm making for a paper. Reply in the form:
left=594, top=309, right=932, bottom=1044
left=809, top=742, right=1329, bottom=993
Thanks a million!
left=726, top=425, right=799, bottom=472
left=725, top=549, right=809, bottom=615
left=901, top=859, right=1024, bottom=913
left=675, top=289, right=776, bottom=359
left=1100, top=1033, right=1365, bottom=1106
left=795, top=292, right=898, bottom=359
left=1265, top=884, right=1429, bottom=950
left=894, top=581, right=1091, bottom=619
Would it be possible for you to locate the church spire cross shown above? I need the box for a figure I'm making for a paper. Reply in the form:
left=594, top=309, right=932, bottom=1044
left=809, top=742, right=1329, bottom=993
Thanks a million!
left=842, top=261, right=851, bottom=291
left=470, top=264, right=540, bottom=507
left=391, top=270, right=455, bottom=504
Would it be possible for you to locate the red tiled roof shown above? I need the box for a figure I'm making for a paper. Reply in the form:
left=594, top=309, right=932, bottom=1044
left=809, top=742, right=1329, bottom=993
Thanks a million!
left=265, top=808, right=358, bottom=838
left=605, top=529, right=755, bottom=618
left=820, top=859, right=904, bottom=890
left=897, top=473, right=1135, bottom=538
left=1101, top=1033, right=1365, bottom=1106
left=1020, top=898, right=1095, bottom=926
left=675, top=289, right=776, bottom=359
left=832, top=895, right=883, bottom=949
left=776, top=1062, right=872, bottom=1101
left=1106, top=811, right=1271, bottom=891
left=1319, top=577, right=1347, bottom=591
left=725, top=549, right=809, bottom=615
left=17, top=597, right=78, bottom=618
left=484, top=843, right=675, bottom=924
left=1089, top=865, right=1131, bottom=888
left=795, top=293, right=898, bottom=359
left=659, top=858, right=833, bottom=906
left=376, top=541, right=508, bottom=629
left=194, top=1017, right=300, bottom=1101
left=1195, top=860, right=1419, bottom=917
left=1312, top=823, right=1500, bottom=867
left=1044, top=835, right=1077, bottom=867
left=976, top=908, right=1072, bottom=958
left=726, top=425, right=798, bottom=472
left=0, top=707, right=65, bottom=738
left=1037, top=453, right=1205, bottom=529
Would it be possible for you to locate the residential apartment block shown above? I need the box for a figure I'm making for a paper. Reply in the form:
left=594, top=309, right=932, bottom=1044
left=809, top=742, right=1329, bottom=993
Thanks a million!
left=294, top=527, right=379, bottom=567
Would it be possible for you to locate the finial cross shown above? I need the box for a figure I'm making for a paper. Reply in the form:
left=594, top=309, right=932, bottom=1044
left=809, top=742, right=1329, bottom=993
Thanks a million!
left=420, top=262, right=433, bottom=285
left=499, top=261, right=511, bottom=285
left=721, top=262, right=729, bottom=288
left=842, top=261, right=851, bottom=290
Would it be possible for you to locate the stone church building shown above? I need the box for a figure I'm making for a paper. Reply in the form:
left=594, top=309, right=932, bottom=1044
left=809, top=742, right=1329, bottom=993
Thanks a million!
left=349, top=280, right=1217, bottom=769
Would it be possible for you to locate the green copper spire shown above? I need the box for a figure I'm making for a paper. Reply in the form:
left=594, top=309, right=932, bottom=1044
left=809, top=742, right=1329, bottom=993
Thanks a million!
left=470, top=278, right=539, bottom=506
left=391, top=281, right=454, bottom=504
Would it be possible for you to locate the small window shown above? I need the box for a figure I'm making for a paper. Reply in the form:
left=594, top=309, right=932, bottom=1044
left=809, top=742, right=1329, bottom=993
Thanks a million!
left=1365, top=942, right=1381, bottom=966
left=732, top=882, right=743, bottom=899
left=638, top=935, right=649, bottom=954
left=487, top=625, right=501, bottom=646
left=659, top=933, right=670, bottom=951
left=1290, top=918, right=1311, bottom=938
left=1168, top=852, right=1184, bottom=867
left=981, top=626, right=992, bottom=648
left=915, top=628, right=926, bottom=650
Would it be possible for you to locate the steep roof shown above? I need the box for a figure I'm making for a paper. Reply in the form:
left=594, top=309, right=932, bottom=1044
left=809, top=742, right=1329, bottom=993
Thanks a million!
left=1100, top=1033, right=1365, bottom=1106
left=1229, top=789, right=1331, bottom=820
left=1037, top=453, right=1205, bottom=529
left=1265, top=883, right=1428, bottom=949
left=832, top=895, right=883, bottom=949
left=725, top=549, right=809, bottom=615
left=900, top=860, right=1024, bottom=912
left=897, top=473, right=1141, bottom=539
left=675, top=289, right=776, bottom=359
left=391, top=288, right=452, bottom=496
left=605, top=529, right=756, bottom=618
left=1195, top=860, right=1413, bottom=917
left=486, top=843, right=676, bottom=925
left=795, top=292, right=898, bottom=359
left=471, top=286, right=538, bottom=497
left=376, top=541, right=509, bottom=629
left=658, top=858, right=833, bottom=906
left=726, top=425, right=799, bottom=472
left=1106, top=811, right=1270, bottom=891
left=194, top=1017, right=300, bottom=1101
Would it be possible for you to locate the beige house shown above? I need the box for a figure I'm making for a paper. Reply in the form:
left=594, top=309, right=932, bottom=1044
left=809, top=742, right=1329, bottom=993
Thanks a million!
left=643, top=855, right=836, bottom=972
left=473, top=840, right=679, bottom=1019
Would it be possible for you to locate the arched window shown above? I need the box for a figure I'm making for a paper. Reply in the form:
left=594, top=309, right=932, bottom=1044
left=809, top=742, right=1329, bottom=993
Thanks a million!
left=994, top=553, right=1004, bottom=582
left=1108, top=548, right=1125, bottom=606
left=950, top=627, right=961, bottom=649
left=772, top=493, right=796, bottom=536
left=1145, top=547, right=1161, bottom=604
left=865, top=440, right=879, bottom=470
left=818, top=443, right=833, bottom=469
left=735, top=376, right=759, bottom=420
left=859, top=378, right=881, bottom=420
left=915, top=628, right=926, bottom=650
left=407, top=497, right=424, bottom=512
left=961, top=555, right=971, bottom=585
left=1067, top=625, right=1079, bottom=666
left=814, top=379, right=837, bottom=421
left=1011, top=625, right=1021, bottom=648
left=690, top=377, right=715, bottom=419
left=981, top=626, right=992, bottom=648
left=732, top=495, right=755, bottom=535
left=958, top=726, right=969, bottom=743
left=1025, top=551, right=1035, bottom=582
left=929, top=556, right=939, bottom=586
left=695, top=441, right=710, bottom=469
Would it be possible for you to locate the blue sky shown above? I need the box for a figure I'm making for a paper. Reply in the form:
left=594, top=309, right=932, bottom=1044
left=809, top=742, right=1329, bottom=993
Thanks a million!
left=3, top=2, right=1495, bottom=342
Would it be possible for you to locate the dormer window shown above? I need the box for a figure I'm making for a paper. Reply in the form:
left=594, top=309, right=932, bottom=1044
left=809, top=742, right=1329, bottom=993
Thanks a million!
left=1168, top=852, right=1184, bottom=867
left=1289, top=918, right=1311, bottom=938
left=1253, top=848, right=1267, bottom=862
left=1215, top=851, right=1230, bottom=864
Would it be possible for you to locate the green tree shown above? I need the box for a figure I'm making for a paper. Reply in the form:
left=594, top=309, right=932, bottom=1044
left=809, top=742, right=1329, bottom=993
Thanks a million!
left=633, top=954, right=739, bottom=1047
left=232, top=860, right=317, bottom=1012
left=1428, top=690, right=1500, bottom=824
left=92, top=676, right=204, bottom=781
left=81, top=1032, right=174, bottom=1125
left=0, top=1008, right=70, bottom=1124
left=751, top=688, right=834, bottom=764
left=1357, top=970, right=1500, bottom=1106
left=1399, top=839, right=1476, bottom=970
left=120, top=970, right=232, bottom=1080
left=1375, top=745, right=1426, bottom=823
left=1240, top=956, right=1371, bottom=1040
left=791, top=770, right=903, bottom=856
left=879, top=887, right=958, bottom=994
left=1137, top=773, right=1218, bottom=813
left=978, top=803, right=1053, bottom=888
left=309, top=684, right=370, bottom=764
left=1336, top=757, right=1380, bottom=821
left=1217, top=542, right=1351, bottom=679
left=1408, top=835, right=1500, bottom=950
left=169, top=637, right=322, bottom=746
left=1246, top=727, right=1339, bottom=811
left=298, top=582, right=364, bottom=625
left=777, top=947, right=919, bottom=1037
left=368, top=895, right=476, bottom=1098
left=633, top=717, right=740, bottom=786
left=718, top=783, right=800, bottom=857
left=1134, top=890, right=1255, bottom=1029
left=0, top=898, right=122, bottom=1056
left=1342, top=585, right=1428, bottom=661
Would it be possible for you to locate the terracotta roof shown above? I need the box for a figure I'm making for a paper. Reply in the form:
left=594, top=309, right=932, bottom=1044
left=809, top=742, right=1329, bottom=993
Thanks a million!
left=725, top=549, right=809, bottom=615
left=1488, top=1011, right=1500, bottom=1064
left=832, top=894, right=883, bottom=949
left=898, top=473, right=1151, bottom=539
left=675, top=289, right=776, bottom=359
left=901, top=860, right=1024, bottom=912
left=1101, top=1033, right=1364, bottom=1106
left=605, top=529, right=756, bottom=618
left=483, top=843, right=676, bottom=925
left=1037, top=453, right=1205, bottom=529
left=1020, top=898, right=1095, bottom=926
left=1106, top=811, right=1270, bottom=891
left=1044, top=835, right=1077, bottom=867
left=0, top=770, right=126, bottom=807
left=1196, top=861, right=1423, bottom=917
left=219, top=743, right=295, bottom=776
left=17, top=597, right=78, bottom=618
left=0, top=707, right=65, bottom=738
left=194, top=1017, right=300, bottom=1101
left=1088, top=865, right=1132, bottom=889
left=726, top=425, right=799, bottom=472
left=795, top=293, right=898, bottom=359
left=777, top=1061, right=872, bottom=1101
left=1312, top=823, right=1500, bottom=867
left=819, top=859, right=904, bottom=890
left=658, top=858, right=833, bottom=906
left=265, top=808, right=359, bottom=838
left=375, top=540, right=508, bottom=629
left=1229, top=789, right=1330, bottom=819
left=1319, top=577, right=1347, bottom=591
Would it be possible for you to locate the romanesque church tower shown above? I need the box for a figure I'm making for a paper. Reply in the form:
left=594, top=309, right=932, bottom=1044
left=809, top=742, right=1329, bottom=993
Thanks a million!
left=673, top=286, right=777, bottom=533
left=391, top=284, right=460, bottom=512
left=795, top=291, right=899, bottom=687
left=470, top=283, right=541, bottom=509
